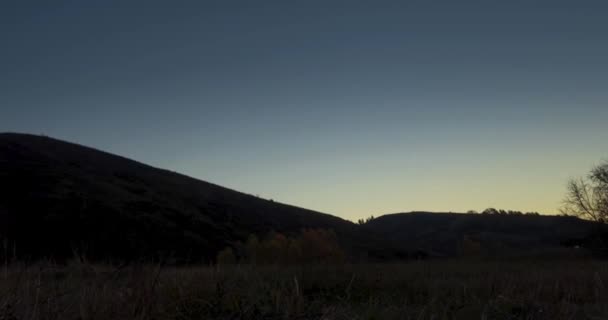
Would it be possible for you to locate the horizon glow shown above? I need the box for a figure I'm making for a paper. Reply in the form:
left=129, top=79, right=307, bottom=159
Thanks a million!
left=2, top=1, right=607, bottom=221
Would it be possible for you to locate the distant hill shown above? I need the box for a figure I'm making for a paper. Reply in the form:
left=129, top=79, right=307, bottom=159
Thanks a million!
left=0, top=133, right=601, bottom=262
left=362, top=212, right=601, bottom=257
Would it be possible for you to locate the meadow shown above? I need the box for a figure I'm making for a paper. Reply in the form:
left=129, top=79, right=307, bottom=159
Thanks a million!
left=1, top=259, right=607, bottom=320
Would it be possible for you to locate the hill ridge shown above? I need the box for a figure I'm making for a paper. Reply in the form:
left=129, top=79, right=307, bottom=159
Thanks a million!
left=0, top=133, right=356, bottom=262
left=0, top=133, right=600, bottom=262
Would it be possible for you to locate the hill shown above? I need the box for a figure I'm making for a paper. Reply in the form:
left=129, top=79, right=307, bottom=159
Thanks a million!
left=0, top=133, right=364, bottom=262
left=363, top=212, right=601, bottom=257
left=0, top=133, right=601, bottom=262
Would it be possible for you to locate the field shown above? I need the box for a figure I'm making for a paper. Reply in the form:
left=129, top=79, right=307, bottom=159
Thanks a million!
left=0, top=259, right=607, bottom=320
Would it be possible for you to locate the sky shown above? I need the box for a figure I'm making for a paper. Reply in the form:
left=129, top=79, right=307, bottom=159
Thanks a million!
left=1, top=1, right=607, bottom=220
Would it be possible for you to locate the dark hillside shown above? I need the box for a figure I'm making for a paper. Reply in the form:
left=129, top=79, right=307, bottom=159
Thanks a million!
left=363, top=212, right=599, bottom=256
left=0, top=133, right=357, bottom=262
left=0, top=133, right=600, bottom=262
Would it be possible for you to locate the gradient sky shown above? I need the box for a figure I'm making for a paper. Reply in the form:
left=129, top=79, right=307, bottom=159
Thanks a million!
left=2, top=1, right=607, bottom=220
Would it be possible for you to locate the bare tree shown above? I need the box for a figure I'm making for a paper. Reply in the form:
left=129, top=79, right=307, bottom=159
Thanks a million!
left=562, top=161, right=608, bottom=223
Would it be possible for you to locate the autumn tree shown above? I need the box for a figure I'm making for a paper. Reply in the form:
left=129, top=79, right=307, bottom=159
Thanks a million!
left=298, top=229, right=345, bottom=263
left=216, top=229, right=345, bottom=265
left=216, top=247, right=237, bottom=265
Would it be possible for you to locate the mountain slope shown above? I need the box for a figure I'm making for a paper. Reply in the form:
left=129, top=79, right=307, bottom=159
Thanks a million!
left=363, top=212, right=600, bottom=256
left=0, top=133, right=601, bottom=262
left=0, top=133, right=357, bottom=262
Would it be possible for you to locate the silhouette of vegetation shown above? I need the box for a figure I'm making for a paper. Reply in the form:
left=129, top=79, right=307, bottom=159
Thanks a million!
left=481, top=208, right=540, bottom=216
left=217, top=229, right=345, bottom=265
left=560, top=161, right=608, bottom=254
left=562, top=160, right=608, bottom=223
left=356, top=215, right=375, bottom=225
left=0, top=259, right=607, bottom=319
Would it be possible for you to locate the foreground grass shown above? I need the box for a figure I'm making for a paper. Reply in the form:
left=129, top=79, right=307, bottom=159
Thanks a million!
left=0, top=259, right=607, bottom=320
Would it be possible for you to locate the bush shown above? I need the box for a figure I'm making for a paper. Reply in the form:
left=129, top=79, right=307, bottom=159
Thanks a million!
left=217, top=229, right=345, bottom=265
left=216, top=247, right=237, bottom=266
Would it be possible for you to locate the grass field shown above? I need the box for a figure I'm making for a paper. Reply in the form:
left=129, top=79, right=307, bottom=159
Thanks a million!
left=0, top=259, right=607, bottom=320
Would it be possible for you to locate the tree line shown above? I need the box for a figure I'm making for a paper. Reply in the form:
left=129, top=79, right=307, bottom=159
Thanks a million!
left=475, top=208, right=541, bottom=216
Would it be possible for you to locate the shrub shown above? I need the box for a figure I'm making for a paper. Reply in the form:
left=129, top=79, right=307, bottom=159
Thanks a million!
left=217, top=229, right=345, bottom=265
left=216, top=247, right=237, bottom=265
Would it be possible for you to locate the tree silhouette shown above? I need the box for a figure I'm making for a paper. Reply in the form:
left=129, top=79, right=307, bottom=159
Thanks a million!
left=482, top=208, right=498, bottom=215
left=481, top=208, right=538, bottom=216
left=562, top=161, right=608, bottom=223
left=357, top=215, right=376, bottom=225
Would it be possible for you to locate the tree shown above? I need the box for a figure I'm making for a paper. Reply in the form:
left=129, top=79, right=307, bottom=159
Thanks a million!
left=216, top=247, right=237, bottom=265
left=562, top=161, right=608, bottom=223
left=356, top=215, right=376, bottom=225
left=217, top=229, right=346, bottom=265
left=482, top=208, right=498, bottom=215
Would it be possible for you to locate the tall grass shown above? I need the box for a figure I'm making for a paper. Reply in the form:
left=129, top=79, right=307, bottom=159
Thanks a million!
left=0, top=259, right=606, bottom=319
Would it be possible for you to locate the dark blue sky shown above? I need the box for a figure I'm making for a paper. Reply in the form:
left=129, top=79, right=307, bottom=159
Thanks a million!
left=2, top=1, right=607, bottom=219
